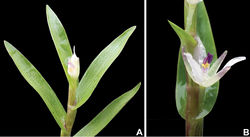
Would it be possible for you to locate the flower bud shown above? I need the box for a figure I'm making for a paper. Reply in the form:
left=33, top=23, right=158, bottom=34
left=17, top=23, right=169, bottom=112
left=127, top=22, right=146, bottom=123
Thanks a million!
left=68, top=46, right=80, bottom=79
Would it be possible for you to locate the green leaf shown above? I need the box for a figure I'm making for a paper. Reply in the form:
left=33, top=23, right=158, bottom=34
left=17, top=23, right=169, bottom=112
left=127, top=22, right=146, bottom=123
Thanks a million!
left=73, top=26, right=136, bottom=110
left=168, top=20, right=197, bottom=53
left=4, top=41, right=67, bottom=131
left=46, top=5, right=73, bottom=86
left=74, top=83, right=141, bottom=136
left=175, top=2, right=219, bottom=120
left=175, top=49, right=188, bottom=119
left=195, top=2, right=219, bottom=119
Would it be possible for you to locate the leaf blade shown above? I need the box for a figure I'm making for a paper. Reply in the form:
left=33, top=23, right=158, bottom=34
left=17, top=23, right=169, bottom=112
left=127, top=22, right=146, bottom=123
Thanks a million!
left=168, top=20, right=197, bottom=50
left=74, top=26, right=136, bottom=109
left=46, top=5, right=73, bottom=86
left=74, top=83, right=141, bottom=136
left=4, top=41, right=67, bottom=130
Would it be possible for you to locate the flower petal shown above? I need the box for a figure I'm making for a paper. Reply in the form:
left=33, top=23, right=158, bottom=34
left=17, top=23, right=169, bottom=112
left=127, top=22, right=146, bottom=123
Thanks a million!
left=208, top=50, right=227, bottom=76
left=202, top=56, right=246, bottom=87
left=193, top=36, right=206, bottom=65
left=202, top=66, right=231, bottom=87
left=182, top=48, right=203, bottom=84
left=223, top=56, right=246, bottom=69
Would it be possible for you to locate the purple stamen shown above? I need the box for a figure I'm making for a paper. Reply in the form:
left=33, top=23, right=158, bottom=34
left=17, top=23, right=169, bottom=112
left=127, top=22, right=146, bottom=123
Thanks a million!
left=203, top=52, right=213, bottom=64
left=207, top=53, right=213, bottom=64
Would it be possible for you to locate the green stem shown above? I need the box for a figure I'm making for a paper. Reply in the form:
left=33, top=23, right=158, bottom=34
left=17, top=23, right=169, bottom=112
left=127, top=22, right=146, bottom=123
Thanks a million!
left=61, top=81, right=78, bottom=136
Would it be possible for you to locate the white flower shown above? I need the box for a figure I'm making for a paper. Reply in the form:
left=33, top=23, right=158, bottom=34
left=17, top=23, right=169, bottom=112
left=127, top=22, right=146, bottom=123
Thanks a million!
left=182, top=36, right=246, bottom=87
left=68, top=46, right=80, bottom=79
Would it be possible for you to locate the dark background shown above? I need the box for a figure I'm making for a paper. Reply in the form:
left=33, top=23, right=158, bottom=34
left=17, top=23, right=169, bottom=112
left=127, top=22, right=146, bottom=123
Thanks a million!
left=0, top=0, right=144, bottom=136
left=148, top=0, right=250, bottom=136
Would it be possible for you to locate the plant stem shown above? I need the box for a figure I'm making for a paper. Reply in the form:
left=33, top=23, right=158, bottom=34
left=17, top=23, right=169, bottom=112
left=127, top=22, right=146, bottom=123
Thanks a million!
left=185, top=80, right=205, bottom=136
left=186, top=118, right=203, bottom=136
left=61, top=81, right=78, bottom=136
left=184, top=0, right=198, bottom=36
left=184, top=1, right=204, bottom=135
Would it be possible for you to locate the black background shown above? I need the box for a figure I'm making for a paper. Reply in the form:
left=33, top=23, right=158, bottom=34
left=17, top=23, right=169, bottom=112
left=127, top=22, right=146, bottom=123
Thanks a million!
left=0, top=0, right=144, bottom=136
left=148, top=0, right=250, bottom=136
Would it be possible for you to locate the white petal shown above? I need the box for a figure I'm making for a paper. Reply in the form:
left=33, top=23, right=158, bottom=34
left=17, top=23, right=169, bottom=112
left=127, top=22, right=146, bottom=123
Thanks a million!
left=223, top=56, right=246, bottom=69
left=202, top=66, right=231, bottom=87
left=182, top=48, right=204, bottom=84
left=193, top=36, right=207, bottom=64
left=202, top=56, right=246, bottom=87
left=208, top=50, right=227, bottom=76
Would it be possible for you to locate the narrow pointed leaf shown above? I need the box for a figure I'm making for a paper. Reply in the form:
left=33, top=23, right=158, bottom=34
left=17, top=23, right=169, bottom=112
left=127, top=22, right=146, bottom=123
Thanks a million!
left=73, top=26, right=136, bottom=110
left=4, top=41, right=66, bottom=131
left=74, top=83, right=141, bottom=136
left=168, top=20, right=197, bottom=53
left=46, top=5, right=73, bottom=86
left=175, top=2, right=219, bottom=120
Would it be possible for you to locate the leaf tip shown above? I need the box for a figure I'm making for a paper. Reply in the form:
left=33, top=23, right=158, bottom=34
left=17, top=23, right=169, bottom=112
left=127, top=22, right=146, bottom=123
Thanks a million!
left=168, top=20, right=178, bottom=31
left=127, top=26, right=136, bottom=34
left=3, top=40, right=12, bottom=51
left=46, top=5, right=51, bottom=11
left=131, top=82, right=141, bottom=94
left=137, top=82, right=141, bottom=88
left=167, top=20, right=173, bottom=24
left=3, top=40, right=8, bottom=46
left=46, top=5, right=54, bottom=18
left=131, top=25, right=136, bottom=30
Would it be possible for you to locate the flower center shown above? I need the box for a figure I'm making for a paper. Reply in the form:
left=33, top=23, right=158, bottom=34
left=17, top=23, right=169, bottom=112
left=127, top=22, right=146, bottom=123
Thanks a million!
left=202, top=52, right=213, bottom=71
left=202, top=62, right=210, bottom=69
